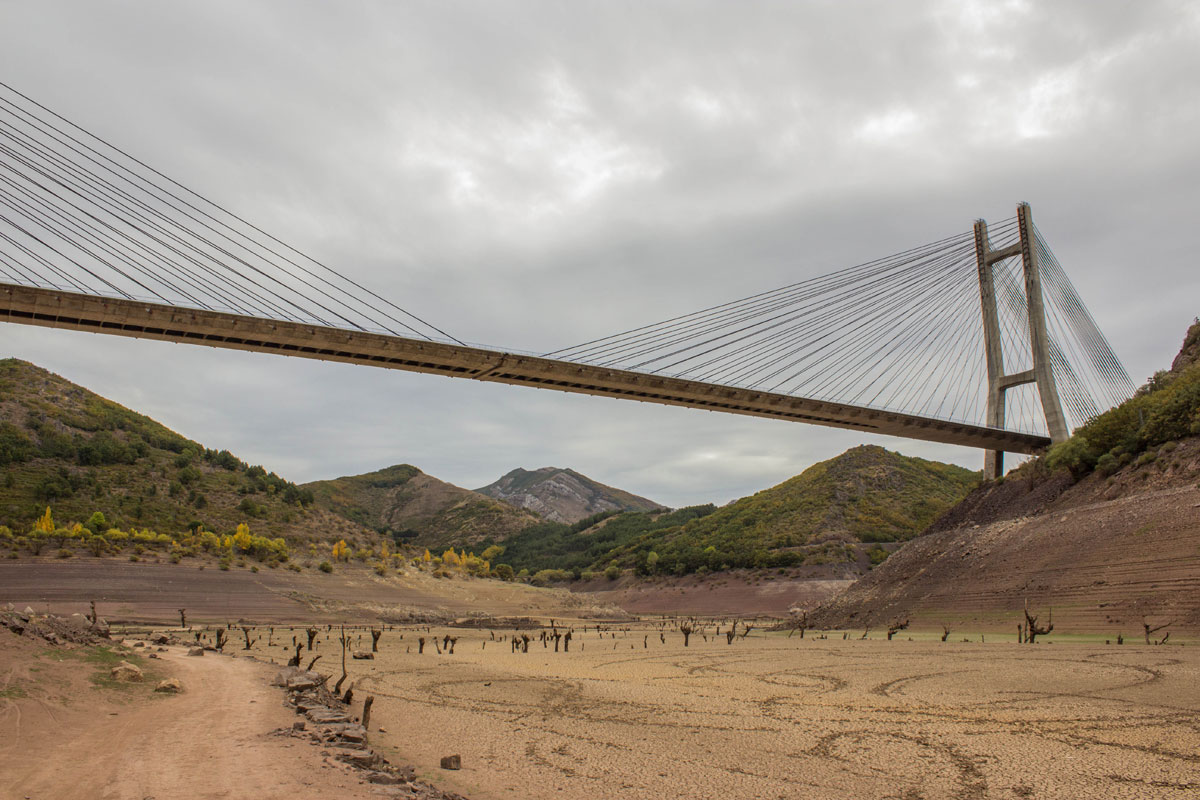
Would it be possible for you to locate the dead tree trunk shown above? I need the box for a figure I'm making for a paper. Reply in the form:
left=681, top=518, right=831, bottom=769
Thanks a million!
left=334, top=626, right=350, bottom=695
left=178, top=608, right=186, bottom=629
left=371, top=628, right=382, bottom=652
left=941, top=624, right=951, bottom=642
left=886, top=620, right=909, bottom=641
left=306, top=655, right=321, bottom=671
left=563, top=631, right=571, bottom=652
left=362, top=695, right=374, bottom=734
left=306, top=627, right=319, bottom=651
left=87, top=600, right=97, bottom=626
left=215, top=628, right=227, bottom=652
left=241, top=626, right=256, bottom=650
left=1143, top=618, right=1173, bottom=645
left=681, top=622, right=694, bottom=647
left=1023, top=600, right=1053, bottom=643
left=288, top=641, right=302, bottom=666
left=418, top=637, right=426, bottom=654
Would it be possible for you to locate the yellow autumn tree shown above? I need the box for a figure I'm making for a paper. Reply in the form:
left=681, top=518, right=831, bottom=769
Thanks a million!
left=233, top=523, right=252, bottom=552
left=33, top=507, right=54, bottom=534
left=332, top=539, right=349, bottom=561
left=442, top=548, right=460, bottom=567
left=380, top=539, right=390, bottom=559
left=422, top=549, right=432, bottom=563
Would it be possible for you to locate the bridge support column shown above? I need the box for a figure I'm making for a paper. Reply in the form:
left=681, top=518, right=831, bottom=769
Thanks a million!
left=973, top=203, right=1069, bottom=481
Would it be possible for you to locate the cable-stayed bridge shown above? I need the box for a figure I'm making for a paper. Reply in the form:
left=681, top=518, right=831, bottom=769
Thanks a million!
left=0, top=84, right=1135, bottom=476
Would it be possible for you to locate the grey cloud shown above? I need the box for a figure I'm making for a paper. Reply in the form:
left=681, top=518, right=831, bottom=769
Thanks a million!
left=1, top=1, right=1196, bottom=507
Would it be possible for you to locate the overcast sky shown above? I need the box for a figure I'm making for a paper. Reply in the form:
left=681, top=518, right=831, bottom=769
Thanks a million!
left=1, top=1, right=1197, bottom=507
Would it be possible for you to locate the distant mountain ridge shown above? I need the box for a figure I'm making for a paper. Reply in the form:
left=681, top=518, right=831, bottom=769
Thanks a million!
left=475, top=467, right=666, bottom=524
left=304, top=464, right=540, bottom=549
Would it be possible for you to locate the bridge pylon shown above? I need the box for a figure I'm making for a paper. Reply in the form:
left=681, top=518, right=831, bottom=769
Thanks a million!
left=973, top=202, right=1070, bottom=480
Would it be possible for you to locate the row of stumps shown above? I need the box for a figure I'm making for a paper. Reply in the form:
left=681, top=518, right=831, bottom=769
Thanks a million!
left=274, top=666, right=467, bottom=798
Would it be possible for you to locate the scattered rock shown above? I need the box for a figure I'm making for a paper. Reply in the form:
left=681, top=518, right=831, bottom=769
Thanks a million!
left=367, top=771, right=404, bottom=785
left=292, top=721, right=306, bottom=732
left=133, top=641, right=145, bottom=648
left=440, top=754, right=461, bottom=770
left=151, top=633, right=171, bottom=645
left=187, top=647, right=204, bottom=657
left=307, top=708, right=352, bottom=724
left=333, top=747, right=380, bottom=768
left=111, top=661, right=144, bottom=682
left=154, top=678, right=183, bottom=693
left=351, top=650, right=374, bottom=660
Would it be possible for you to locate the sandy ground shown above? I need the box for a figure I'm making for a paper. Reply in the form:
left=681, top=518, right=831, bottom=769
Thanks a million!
left=235, top=625, right=1200, bottom=800
left=0, top=636, right=383, bottom=800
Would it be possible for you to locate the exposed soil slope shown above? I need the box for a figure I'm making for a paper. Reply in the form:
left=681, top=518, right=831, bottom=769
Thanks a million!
left=813, top=436, right=1200, bottom=634
left=305, top=464, right=540, bottom=549
left=0, top=555, right=617, bottom=624
left=475, top=466, right=665, bottom=524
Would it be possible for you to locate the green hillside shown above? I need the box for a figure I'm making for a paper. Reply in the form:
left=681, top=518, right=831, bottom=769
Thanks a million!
left=477, top=504, right=718, bottom=576
left=480, top=445, right=979, bottom=578
left=0, top=358, right=373, bottom=545
left=304, top=464, right=541, bottom=549
left=1045, top=317, right=1200, bottom=480
left=594, top=445, right=979, bottom=576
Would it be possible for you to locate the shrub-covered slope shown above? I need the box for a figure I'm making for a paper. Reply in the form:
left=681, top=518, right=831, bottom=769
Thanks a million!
left=304, top=465, right=541, bottom=549
left=0, top=358, right=372, bottom=544
left=481, top=446, right=978, bottom=579
left=594, top=445, right=979, bottom=575
left=475, top=466, right=666, bottom=524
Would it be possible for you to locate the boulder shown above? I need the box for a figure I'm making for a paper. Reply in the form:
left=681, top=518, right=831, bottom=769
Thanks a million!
left=187, top=647, right=204, bottom=657
left=440, top=754, right=462, bottom=770
left=110, top=661, right=144, bottom=682
left=151, top=633, right=171, bottom=645
left=351, top=651, right=375, bottom=660
left=154, top=678, right=183, bottom=693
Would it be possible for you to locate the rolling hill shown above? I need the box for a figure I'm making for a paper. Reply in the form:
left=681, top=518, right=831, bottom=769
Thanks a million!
left=304, top=464, right=541, bottom=549
left=482, top=445, right=979, bottom=579
left=0, top=358, right=374, bottom=546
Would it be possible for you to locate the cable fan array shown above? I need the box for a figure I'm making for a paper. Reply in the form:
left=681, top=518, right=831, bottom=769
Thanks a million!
left=549, top=218, right=1134, bottom=436
left=0, top=82, right=459, bottom=343
left=0, top=83, right=1134, bottom=437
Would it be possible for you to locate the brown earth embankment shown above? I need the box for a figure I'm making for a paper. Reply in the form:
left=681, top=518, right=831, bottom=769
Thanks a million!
left=812, top=437, right=1200, bottom=635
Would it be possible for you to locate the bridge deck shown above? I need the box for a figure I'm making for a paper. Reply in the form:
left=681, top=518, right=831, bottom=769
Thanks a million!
left=0, top=283, right=1050, bottom=454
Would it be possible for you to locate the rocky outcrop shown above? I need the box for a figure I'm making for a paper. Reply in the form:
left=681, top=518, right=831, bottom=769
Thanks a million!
left=476, top=467, right=665, bottom=524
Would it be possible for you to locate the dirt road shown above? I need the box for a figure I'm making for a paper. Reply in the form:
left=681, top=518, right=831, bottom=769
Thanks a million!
left=1, top=643, right=381, bottom=800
